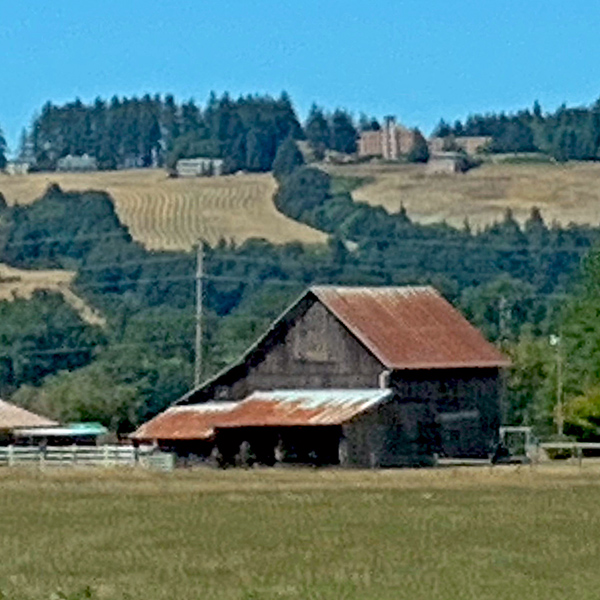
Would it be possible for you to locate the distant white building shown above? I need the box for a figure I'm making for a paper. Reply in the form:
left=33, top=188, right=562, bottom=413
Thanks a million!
left=5, top=161, right=31, bottom=175
left=56, top=154, right=98, bottom=172
left=175, top=158, right=224, bottom=177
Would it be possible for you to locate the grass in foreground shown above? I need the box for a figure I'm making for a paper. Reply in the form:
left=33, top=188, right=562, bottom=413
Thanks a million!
left=1, top=465, right=600, bottom=600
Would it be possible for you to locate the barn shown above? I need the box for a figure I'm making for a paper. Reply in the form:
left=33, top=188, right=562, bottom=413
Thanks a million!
left=132, top=286, right=509, bottom=467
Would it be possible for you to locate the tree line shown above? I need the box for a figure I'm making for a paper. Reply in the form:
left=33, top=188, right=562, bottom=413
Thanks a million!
left=436, top=98, right=600, bottom=160
left=8, top=93, right=600, bottom=171
left=15, top=94, right=370, bottom=173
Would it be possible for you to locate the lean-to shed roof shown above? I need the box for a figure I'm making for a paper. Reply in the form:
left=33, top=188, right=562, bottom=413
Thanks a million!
left=131, top=389, right=391, bottom=441
left=0, top=399, right=58, bottom=431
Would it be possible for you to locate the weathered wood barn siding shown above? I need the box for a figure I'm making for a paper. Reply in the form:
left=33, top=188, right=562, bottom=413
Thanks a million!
left=339, top=370, right=500, bottom=466
left=391, top=368, right=501, bottom=458
left=185, top=296, right=385, bottom=405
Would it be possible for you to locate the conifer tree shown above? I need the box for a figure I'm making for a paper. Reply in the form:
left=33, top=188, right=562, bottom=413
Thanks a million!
left=272, top=137, right=304, bottom=180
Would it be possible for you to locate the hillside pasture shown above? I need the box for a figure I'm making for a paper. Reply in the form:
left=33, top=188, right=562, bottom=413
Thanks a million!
left=0, top=263, right=104, bottom=326
left=0, top=170, right=326, bottom=250
left=325, top=161, right=600, bottom=228
left=1, top=465, right=600, bottom=600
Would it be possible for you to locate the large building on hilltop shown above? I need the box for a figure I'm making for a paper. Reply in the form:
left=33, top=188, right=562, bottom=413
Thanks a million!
left=132, top=286, right=509, bottom=467
left=358, top=117, right=417, bottom=160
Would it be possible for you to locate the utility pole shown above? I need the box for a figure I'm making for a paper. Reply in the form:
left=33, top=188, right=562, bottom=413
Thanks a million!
left=194, top=242, right=204, bottom=388
left=549, top=334, right=563, bottom=437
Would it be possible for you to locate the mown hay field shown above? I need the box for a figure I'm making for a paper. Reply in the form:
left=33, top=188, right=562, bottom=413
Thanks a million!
left=325, top=161, right=600, bottom=228
left=0, top=170, right=326, bottom=250
left=1, top=465, right=600, bottom=600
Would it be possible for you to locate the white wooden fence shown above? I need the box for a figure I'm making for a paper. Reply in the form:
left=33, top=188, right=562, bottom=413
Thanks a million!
left=0, top=445, right=175, bottom=471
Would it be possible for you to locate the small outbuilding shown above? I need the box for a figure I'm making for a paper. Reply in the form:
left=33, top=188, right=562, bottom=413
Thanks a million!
left=175, top=158, right=224, bottom=177
left=56, top=154, right=98, bottom=172
left=132, top=286, right=509, bottom=467
left=0, top=399, right=58, bottom=445
left=426, top=152, right=469, bottom=175
left=13, top=422, right=108, bottom=446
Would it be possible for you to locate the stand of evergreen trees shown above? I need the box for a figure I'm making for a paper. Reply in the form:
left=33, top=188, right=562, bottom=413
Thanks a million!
left=436, top=98, right=600, bottom=160
left=23, top=94, right=365, bottom=173
left=16, top=92, right=600, bottom=171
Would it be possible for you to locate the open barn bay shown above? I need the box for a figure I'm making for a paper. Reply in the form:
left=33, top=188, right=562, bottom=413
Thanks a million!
left=1, top=466, right=600, bottom=600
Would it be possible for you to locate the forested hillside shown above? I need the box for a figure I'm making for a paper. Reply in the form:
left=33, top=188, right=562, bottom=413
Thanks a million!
left=0, top=175, right=599, bottom=436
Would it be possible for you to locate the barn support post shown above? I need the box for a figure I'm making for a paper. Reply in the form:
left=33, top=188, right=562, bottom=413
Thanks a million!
left=338, top=436, right=349, bottom=467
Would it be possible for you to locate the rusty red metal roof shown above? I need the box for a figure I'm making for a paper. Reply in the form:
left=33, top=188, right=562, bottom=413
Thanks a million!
left=218, top=389, right=391, bottom=429
left=312, top=286, right=509, bottom=370
left=131, top=389, right=391, bottom=441
left=131, top=402, right=236, bottom=441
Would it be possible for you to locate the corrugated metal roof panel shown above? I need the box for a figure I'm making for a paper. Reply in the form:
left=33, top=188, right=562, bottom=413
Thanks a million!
left=131, top=402, right=238, bottom=441
left=0, top=399, right=58, bottom=430
left=312, top=286, right=509, bottom=370
left=131, top=390, right=391, bottom=441
left=224, top=389, right=392, bottom=427
left=14, top=423, right=108, bottom=437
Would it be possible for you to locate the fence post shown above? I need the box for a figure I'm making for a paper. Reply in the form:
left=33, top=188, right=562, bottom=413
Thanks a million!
left=103, top=445, right=110, bottom=467
left=8, top=444, right=14, bottom=467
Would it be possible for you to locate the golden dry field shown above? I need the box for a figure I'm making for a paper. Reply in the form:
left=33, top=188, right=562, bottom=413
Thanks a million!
left=0, top=170, right=326, bottom=250
left=325, top=161, right=600, bottom=228
left=0, top=263, right=104, bottom=326
left=1, top=464, right=600, bottom=600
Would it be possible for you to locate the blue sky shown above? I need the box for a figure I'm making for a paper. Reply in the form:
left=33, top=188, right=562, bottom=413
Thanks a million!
left=2, top=0, right=600, bottom=150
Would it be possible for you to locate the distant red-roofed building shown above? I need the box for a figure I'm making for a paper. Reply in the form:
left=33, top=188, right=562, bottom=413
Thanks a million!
left=132, top=286, right=509, bottom=467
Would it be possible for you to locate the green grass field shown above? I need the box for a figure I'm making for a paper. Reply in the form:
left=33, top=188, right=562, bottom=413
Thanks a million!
left=1, top=466, right=600, bottom=600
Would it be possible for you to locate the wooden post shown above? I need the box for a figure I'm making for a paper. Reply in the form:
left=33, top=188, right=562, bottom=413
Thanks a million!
left=8, top=444, right=14, bottom=467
